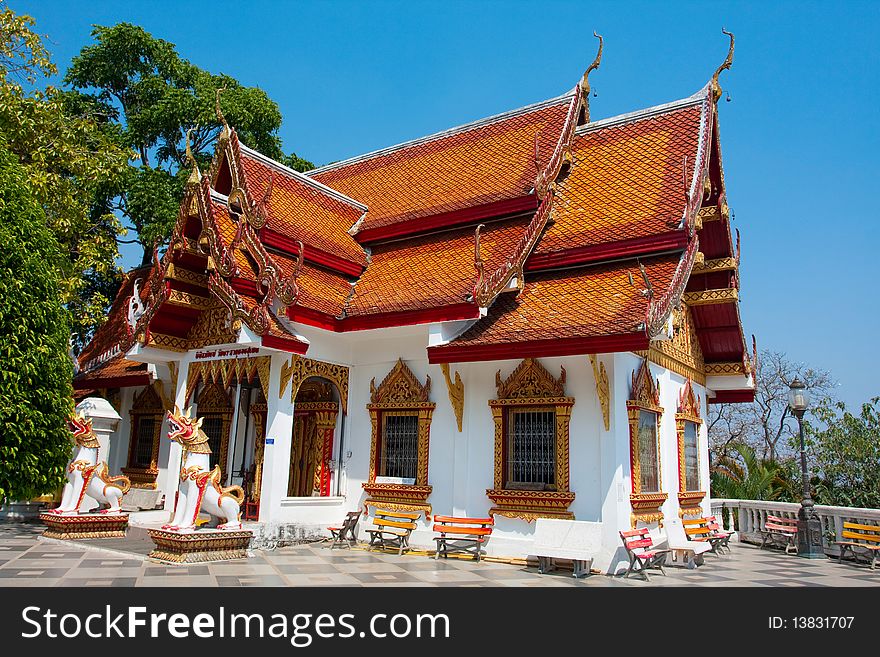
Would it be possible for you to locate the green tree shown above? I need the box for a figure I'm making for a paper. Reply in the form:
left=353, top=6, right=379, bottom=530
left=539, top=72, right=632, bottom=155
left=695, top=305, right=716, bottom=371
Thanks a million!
left=65, top=22, right=314, bottom=264
left=0, top=7, right=130, bottom=349
left=710, top=442, right=784, bottom=501
left=805, top=398, right=880, bottom=509
left=0, top=142, right=73, bottom=501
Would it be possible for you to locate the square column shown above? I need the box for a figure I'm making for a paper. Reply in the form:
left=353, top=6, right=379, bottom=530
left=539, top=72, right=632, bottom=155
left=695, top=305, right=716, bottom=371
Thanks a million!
left=162, top=356, right=191, bottom=514
left=258, top=353, right=295, bottom=522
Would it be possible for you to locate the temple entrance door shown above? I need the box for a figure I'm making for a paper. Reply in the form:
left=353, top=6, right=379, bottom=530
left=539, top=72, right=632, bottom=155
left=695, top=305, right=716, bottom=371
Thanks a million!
left=289, top=378, right=339, bottom=498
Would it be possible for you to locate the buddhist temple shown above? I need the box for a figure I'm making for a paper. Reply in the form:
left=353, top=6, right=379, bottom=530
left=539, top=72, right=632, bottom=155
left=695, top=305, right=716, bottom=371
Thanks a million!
left=72, top=34, right=755, bottom=571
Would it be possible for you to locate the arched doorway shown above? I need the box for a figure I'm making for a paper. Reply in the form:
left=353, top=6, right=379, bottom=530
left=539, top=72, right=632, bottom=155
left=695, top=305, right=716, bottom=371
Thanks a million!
left=289, top=377, right=340, bottom=497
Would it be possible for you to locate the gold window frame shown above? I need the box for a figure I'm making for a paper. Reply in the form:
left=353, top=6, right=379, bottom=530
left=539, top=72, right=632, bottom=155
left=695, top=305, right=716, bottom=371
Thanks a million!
left=364, top=359, right=435, bottom=516
left=627, top=358, right=668, bottom=527
left=487, top=358, right=575, bottom=522
left=676, top=378, right=705, bottom=515
left=123, top=384, right=165, bottom=489
left=195, top=382, right=233, bottom=481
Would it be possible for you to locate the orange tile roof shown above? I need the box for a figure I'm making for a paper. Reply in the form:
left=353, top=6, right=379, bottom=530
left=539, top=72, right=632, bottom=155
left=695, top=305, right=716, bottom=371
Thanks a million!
left=309, top=98, right=571, bottom=232
left=238, top=147, right=368, bottom=267
left=535, top=100, right=705, bottom=256
left=271, top=250, right=353, bottom=318
left=346, top=216, right=530, bottom=316
left=76, top=266, right=152, bottom=370
left=74, top=353, right=149, bottom=387
left=439, top=254, right=681, bottom=348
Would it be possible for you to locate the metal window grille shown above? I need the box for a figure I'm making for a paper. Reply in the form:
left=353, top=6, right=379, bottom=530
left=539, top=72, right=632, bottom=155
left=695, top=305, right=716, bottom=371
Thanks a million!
left=638, top=410, right=660, bottom=492
left=132, top=415, right=156, bottom=467
left=506, top=408, right=556, bottom=489
left=380, top=413, right=419, bottom=479
left=200, top=416, right=224, bottom=470
left=684, top=421, right=700, bottom=491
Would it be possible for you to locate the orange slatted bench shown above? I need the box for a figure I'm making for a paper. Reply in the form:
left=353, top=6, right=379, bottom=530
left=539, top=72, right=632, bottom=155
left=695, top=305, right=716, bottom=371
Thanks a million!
left=365, top=508, right=421, bottom=555
left=619, top=528, right=670, bottom=580
left=432, top=516, right=494, bottom=561
left=683, top=517, right=728, bottom=554
left=835, top=522, right=880, bottom=569
left=705, top=515, right=734, bottom=552
left=328, top=510, right=361, bottom=549
left=760, top=514, right=799, bottom=554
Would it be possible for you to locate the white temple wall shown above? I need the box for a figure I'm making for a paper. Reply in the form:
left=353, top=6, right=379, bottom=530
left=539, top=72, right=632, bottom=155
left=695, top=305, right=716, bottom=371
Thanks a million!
left=108, top=386, right=134, bottom=475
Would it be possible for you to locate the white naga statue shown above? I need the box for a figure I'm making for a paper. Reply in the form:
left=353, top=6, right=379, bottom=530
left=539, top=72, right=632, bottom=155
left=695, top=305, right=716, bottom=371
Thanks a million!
left=162, top=406, right=245, bottom=531
left=46, top=411, right=131, bottom=515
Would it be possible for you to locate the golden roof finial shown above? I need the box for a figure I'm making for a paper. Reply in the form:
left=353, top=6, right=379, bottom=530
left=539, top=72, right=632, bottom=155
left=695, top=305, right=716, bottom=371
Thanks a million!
left=215, top=86, right=229, bottom=137
left=185, top=126, right=200, bottom=185
left=580, top=31, right=603, bottom=122
left=711, top=28, right=735, bottom=103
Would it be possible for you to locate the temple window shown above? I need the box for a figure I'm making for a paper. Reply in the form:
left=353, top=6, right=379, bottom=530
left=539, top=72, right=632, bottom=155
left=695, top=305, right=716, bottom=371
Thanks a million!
left=627, top=358, right=667, bottom=527
left=363, top=359, right=434, bottom=516
left=676, top=378, right=705, bottom=514
left=487, top=358, right=575, bottom=521
left=122, top=383, right=165, bottom=489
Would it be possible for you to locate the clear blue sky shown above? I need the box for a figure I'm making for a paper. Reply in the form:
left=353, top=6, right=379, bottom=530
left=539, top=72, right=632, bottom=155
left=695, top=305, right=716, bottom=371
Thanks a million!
left=15, top=0, right=880, bottom=409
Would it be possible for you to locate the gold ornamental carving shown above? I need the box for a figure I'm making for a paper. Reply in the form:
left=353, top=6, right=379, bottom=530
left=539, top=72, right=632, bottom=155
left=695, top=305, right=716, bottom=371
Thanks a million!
left=282, top=354, right=350, bottom=413
left=495, top=358, right=566, bottom=399
left=704, top=362, right=745, bottom=376
left=440, top=363, right=465, bottom=432
left=185, top=356, right=271, bottom=404
left=639, top=305, right=706, bottom=385
left=370, top=358, right=431, bottom=404
left=676, top=378, right=703, bottom=498
left=588, top=355, right=610, bottom=431
left=683, top=288, right=738, bottom=306
left=627, top=358, right=663, bottom=503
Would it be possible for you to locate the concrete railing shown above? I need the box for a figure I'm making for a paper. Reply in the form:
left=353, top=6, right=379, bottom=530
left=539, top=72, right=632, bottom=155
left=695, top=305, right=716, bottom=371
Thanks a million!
left=711, top=498, right=880, bottom=555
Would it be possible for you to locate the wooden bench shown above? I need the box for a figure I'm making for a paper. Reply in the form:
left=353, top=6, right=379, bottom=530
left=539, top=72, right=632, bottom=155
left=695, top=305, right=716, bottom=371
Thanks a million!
left=432, top=516, right=494, bottom=561
left=683, top=517, right=728, bottom=554
left=328, top=510, right=361, bottom=549
left=760, top=514, right=798, bottom=554
left=365, top=508, right=421, bottom=555
left=835, top=522, right=880, bottom=570
left=705, top=515, right=734, bottom=553
left=619, top=528, right=670, bottom=580
left=532, top=518, right=601, bottom=578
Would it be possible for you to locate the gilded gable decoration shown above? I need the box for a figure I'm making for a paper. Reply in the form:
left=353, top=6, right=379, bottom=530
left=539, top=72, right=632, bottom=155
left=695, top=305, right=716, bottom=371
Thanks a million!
left=627, top=358, right=667, bottom=527
left=185, top=357, right=271, bottom=405
left=495, top=357, right=566, bottom=400
left=677, top=378, right=701, bottom=421
left=589, top=355, right=610, bottom=431
left=676, top=378, right=705, bottom=514
left=370, top=358, right=431, bottom=405
left=629, top=357, right=661, bottom=411
left=282, top=355, right=349, bottom=413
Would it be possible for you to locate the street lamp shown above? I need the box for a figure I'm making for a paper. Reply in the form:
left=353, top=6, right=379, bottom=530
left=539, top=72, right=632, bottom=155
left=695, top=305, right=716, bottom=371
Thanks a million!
left=788, top=377, right=824, bottom=558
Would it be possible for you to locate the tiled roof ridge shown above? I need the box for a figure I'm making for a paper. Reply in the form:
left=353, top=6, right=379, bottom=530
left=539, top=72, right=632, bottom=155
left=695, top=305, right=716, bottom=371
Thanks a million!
left=307, top=92, right=575, bottom=175
left=237, top=142, right=368, bottom=212
left=575, top=83, right=710, bottom=136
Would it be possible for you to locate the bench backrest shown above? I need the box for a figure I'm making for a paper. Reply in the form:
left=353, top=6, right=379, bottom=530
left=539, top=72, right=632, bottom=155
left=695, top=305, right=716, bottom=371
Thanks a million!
left=841, top=521, right=880, bottom=544
left=765, top=514, right=798, bottom=532
left=432, top=516, right=494, bottom=536
left=620, top=528, right=655, bottom=552
left=370, top=508, right=420, bottom=532
left=683, top=517, right=713, bottom=539
left=340, top=510, right=361, bottom=532
left=534, top=518, right=602, bottom=553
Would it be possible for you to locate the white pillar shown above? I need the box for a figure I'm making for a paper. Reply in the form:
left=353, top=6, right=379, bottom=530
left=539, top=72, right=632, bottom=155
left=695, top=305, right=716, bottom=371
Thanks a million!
left=258, top=353, right=295, bottom=522
left=162, top=356, right=191, bottom=514
left=74, top=397, right=122, bottom=510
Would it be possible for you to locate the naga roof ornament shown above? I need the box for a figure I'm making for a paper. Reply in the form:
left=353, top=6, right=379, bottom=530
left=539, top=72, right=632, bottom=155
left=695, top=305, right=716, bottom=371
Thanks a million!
left=579, top=31, right=603, bottom=123
left=711, top=28, right=735, bottom=103
left=185, top=126, right=200, bottom=186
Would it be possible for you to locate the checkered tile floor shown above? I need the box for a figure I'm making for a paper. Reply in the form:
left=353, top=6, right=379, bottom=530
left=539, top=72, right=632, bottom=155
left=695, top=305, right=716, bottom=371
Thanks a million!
left=2, top=522, right=879, bottom=587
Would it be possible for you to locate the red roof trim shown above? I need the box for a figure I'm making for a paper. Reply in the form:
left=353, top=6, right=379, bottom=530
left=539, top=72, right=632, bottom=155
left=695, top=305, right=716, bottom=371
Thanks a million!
left=354, top=195, right=538, bottom=244
left=709, top=389, right=755, bottom=405
left=261, top=334, right=310, bottom=354
left=527, top=230, right=687, bottom=272
left=230, top=277, right=261, bottom=298
left=73, top=374, right=151, bottom=390
left=286, top=302, right=481, bottom=333
left=261, top=228, right=364, bottom=277
left=427, top=332, right=649, bottom=364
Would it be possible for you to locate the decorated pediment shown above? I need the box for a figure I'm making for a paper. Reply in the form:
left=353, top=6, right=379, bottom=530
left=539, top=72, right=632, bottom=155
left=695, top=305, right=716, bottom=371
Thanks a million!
left=370, top=359, right=431, bottom=405
left=197, top=381, right=233, bottom=413
left=495, top=358, right=566, bottom=400
left=629, top=358, right=660, bottom=408
left=132, top=383, right=164, bottom=413
left=677, top=378, right=701, bottom=420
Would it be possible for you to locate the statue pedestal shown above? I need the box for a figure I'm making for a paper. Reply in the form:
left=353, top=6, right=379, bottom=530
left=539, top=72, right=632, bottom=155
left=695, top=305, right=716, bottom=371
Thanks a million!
left=147, top=528, right=253, bottom=564
left=40, top=512, right=129, bottom=539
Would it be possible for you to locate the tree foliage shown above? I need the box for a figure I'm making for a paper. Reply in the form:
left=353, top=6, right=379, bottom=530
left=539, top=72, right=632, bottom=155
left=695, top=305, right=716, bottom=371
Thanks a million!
left=65, top=22, right=314, bottom=263
left=710, top=442, right=784, bottom=501
left=0, top=7, right=130, bottom=348
left=805, top=398, right=880, bottom=509
left=708, top=349, right=835, bottom=463
left=0, top=142, right=73, bottom=501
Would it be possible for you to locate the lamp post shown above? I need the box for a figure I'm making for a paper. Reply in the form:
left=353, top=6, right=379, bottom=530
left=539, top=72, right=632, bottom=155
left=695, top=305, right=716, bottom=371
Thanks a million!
left=788, top=378, right=824, bottom=558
